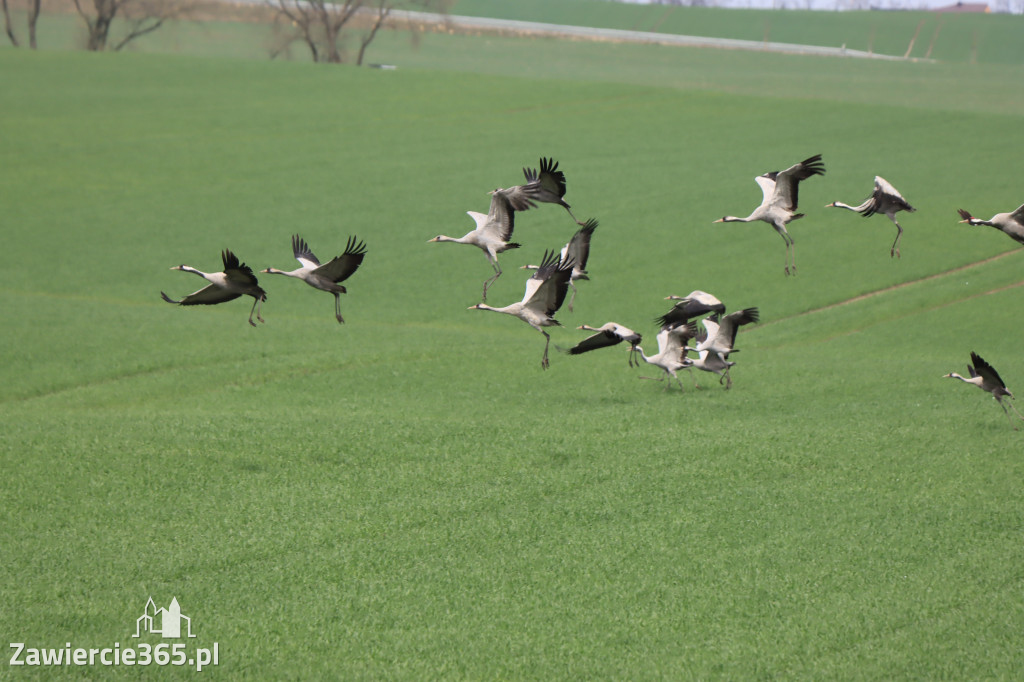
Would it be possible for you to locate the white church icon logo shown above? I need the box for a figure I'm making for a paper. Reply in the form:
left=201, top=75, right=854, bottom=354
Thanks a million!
left=133, top=597, right=196, bottom=638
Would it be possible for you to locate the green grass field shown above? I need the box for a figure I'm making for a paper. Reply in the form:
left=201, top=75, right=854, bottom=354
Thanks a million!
left=3, top=6, right=1024, bottom=678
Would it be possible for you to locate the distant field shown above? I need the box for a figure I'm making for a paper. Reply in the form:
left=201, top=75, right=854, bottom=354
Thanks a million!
left=2, top=21, right=1024, bottom=680
left=8, top=3, right=1024, bottom=118
left=10, top=0, right=1024, bottom=67
left=451, top=0, right=1024, bottom=65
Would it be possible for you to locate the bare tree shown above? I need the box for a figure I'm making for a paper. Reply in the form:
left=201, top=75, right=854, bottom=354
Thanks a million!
left=356, top=0, right=390, bottom=66
left=72, top=0, right=191, bottom=51
left=270, top=0, right=451, bottom=65
left=271, top=0, right=360, bottom=63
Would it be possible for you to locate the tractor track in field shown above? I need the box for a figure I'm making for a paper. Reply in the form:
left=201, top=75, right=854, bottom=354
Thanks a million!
left=753, top=249, right=1024, bottom=334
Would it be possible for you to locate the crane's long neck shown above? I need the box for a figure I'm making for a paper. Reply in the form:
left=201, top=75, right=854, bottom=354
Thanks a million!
left=718, top=215, right=753, bottom=223
left=945, top=372, right=982, bottom=387
left=829, top=200, right=869, bottom=212
left=179, top=266, right=212, bottom=281
left=471, top=303, right=515, bottom=316
left=263, top=267, right=304, bottom=278
left=434, top=235, right=471, bottom=244
left=961, top=216, right=994, bottom=227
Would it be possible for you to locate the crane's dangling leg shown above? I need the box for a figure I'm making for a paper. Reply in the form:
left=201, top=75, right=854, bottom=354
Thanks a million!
left=776, top=225, right=796, bottom=276
left=249, top=297, right=265, bottom=327
left=567, top=280, right=578, bottom=312
left=670, top=371, right=684, bottom=391
left=482, top=262, right=502, bottom=302
left=995, top=399, right=1018, bottom=430
left=334, top=293, right=345, bottom=324
left=564, top=204, right=584, bottom=227
left=541, top=330, right=551, bottom=370
left=890, top=221, right=904, bottom=259
left=997, top=397, right=1024, bottom=430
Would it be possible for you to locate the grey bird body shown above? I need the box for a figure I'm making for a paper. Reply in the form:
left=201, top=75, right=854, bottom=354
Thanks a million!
left=522, top=218, right=598, bottom=311
left=828, top=175, right=915, bottom=257
left=656, top=290, right=726, bottom=330
left=469, top=250, right=575, bottom=370
left=262, top=235, right=366, bottom=323
left=161, top=249, right=267, bottom=327
left=635, top=322, right=699, bottom=391
left=500, top=157, right=582, bottom=225
left=695, top=307, right=760, bottom=358
left=430, top=190, right=528, bottom=301
left=562, top=321, right=643, bottom=367
left=957, top=204, right=1024, bottom=246
left=944, top=351, right=1024, bottom=429
left=715, top=154, right=825, bottom=275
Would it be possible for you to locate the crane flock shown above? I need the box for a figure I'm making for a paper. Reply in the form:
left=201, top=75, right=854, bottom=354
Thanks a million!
left=160, top=155, right=1023, bottom=426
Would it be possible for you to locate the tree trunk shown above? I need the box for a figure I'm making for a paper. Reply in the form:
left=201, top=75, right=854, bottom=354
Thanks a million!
left=76, top=0, right=119, bottom=51
left=356, top=4, right=390, bottom=66
left=87, top=13, right=114, bottom=50
left=324, top=19, right=343, bottom=62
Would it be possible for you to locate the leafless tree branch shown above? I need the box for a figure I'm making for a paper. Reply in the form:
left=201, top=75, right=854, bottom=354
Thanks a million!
left=267, top=0, right=450, bottom=65
left=356, top=0, right=390, bottom=65
left=71, top=0, right=193, bottom=51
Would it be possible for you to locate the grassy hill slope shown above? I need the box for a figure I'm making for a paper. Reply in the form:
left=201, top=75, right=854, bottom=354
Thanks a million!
left=2, top=45, right=1023, bottom=678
